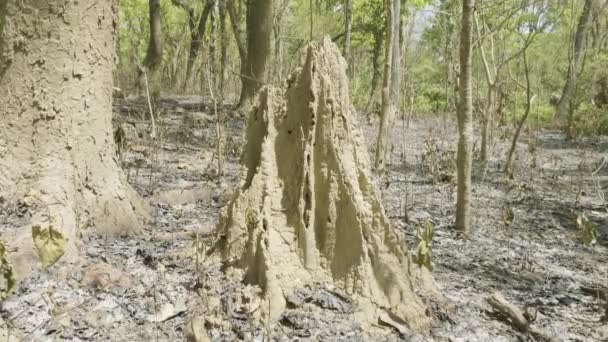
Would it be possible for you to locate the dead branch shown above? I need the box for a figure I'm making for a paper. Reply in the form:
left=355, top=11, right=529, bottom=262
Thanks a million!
left=485, top=291, right=560, bottom=342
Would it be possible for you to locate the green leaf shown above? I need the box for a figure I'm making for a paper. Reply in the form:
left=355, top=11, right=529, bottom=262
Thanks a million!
left=0, top=241, right=16, bottom=299
left=32, top=225, right=66, bottom=268
left=576, top=213, right=597, bottom=246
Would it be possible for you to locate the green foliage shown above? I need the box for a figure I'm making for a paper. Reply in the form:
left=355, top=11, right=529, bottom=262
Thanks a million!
left=576, top=213, right=597, bottom=246
left=502, top=207, right=514, bottom=227
left=0, top=241, right=16, bottom=300
left=32, top=225, right=66, bottom=268
left=573, top=103, right=608, bottom=136
left=414, top=220, right=434, bottom=270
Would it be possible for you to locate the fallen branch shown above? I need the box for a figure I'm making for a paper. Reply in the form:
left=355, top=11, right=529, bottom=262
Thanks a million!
left=485, top=291, right=560, bottom=342
left=581, top=284, right=607, bottom=301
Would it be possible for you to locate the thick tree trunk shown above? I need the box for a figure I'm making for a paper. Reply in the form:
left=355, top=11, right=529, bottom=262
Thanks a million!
left=455, top=0, right=475, bottom=234
left=184, top=0, right=214, bottom=90
left=375, top=0, right=401, bottom=172
left=0, top=0, right=146, bottom=282
left=137, top=0, right=164, bottom=90
left=556, top=0, right=593, bottom=138
left=343, top=0, right=353, bottom=73
left=238, top=0, right=273, bottom=109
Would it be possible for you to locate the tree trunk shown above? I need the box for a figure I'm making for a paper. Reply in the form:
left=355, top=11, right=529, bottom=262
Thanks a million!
left=227, top=0, right=248, bottom=105
left=219, top=0, right=228, bottom=95
left=184, top=0, right=214, bottom=90
left=375, top=0, right=401, bottom=173
left=238, top=0, right=273, bottom=109
left=273, top=0, right=290, bottom=85
left=364, top=30, right=383, bottom=114
left=474, top=12, right=495, bottom=162
left=0, top=0, right=147, bottom=282
left=455, top=0, right=475, bottom=234
left=209, top=1, right=218, bottom=90
left=556, top=0, right=593, bottom=138
left=504, top=46, right=532, bottom=174
left=137, top=0, right=164, bottom=91
left=343, top=0, right=353, bottom=74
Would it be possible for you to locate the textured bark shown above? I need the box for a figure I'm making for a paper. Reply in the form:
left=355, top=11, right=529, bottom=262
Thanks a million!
left=217, top=38, right=433, bottom=330
left=375, top=0, right=401, bottom=172
left=455, top=0, right=475, bottom=234
left=0, top=1, right=147, bottom=282
left=137, top=0, right=164, bottom=90
left=238, top=0, right=273, bottom=109
left=556, top=0, right=593, bottom=137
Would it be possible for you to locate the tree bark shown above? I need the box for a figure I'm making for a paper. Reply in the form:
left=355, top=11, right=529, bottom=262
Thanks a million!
left=238, top=0, right=273, bottom=109
left=137, top=0, right=164, bottom=91
left=0, top=0, right=147, bottom=282
left=556, top=0, right=593, bottom=138
left=455, top=0, right=475, bottom=234
left=375, top=0, right=401, bottom=173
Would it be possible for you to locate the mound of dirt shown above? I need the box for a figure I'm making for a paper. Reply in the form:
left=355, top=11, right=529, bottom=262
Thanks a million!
left=216, top=37, right=435, bottom=332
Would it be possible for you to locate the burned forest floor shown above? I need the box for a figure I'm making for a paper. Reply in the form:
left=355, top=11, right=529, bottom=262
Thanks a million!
left=1, top=95, right=607, bottom=342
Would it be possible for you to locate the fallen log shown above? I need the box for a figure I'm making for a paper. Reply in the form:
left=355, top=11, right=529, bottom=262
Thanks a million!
left=485, top=291, right=561, bottom=342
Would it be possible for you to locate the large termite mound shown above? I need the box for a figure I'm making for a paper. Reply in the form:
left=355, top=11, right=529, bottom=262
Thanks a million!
left=217, top=37, right=432, bottom=331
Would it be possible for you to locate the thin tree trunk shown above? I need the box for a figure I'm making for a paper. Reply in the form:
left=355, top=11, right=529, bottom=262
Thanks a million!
left=504, top=46, right=532, bottom=174
left=184, top=0, right=214, bottom=90
left=474, top=12, right=495, bottom=162
left=238, top=0, right=273, bottom=109
left=556, top=0, right=593, bottom=138
left=343, top=0, right=353, bottom=73
left=137, top=0, right=163, bottom=91
left=209, top=1, right=218, bottom=90
left=375, top=0, right=401, bottom=172
left=0, top=0, right=147, bottom=282
left=226, top=0, right=248, bottom=105
left=364, top=30, right=383, bottom=114
left=455, top=0, right=475, bottom=234
left=219, top=0, right=228, bottom=95
left=273, top=0, right=290, bottom=85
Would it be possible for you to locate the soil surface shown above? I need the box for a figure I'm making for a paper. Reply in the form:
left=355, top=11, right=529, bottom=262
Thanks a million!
left=1, top=96, right=607, bottom=341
